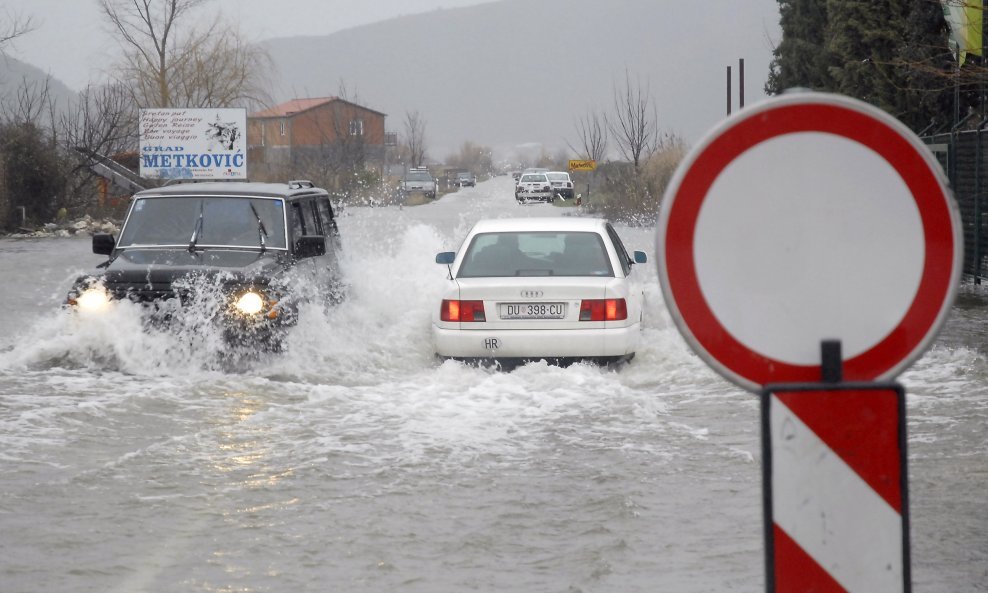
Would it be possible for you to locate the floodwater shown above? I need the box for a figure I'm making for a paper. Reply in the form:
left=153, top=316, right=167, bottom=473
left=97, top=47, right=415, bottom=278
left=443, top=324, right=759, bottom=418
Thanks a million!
left=1, top=177, right=985, bottom=592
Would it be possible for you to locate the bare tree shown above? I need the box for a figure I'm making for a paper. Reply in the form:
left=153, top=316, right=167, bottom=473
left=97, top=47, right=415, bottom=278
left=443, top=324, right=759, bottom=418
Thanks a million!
left=0, top=8, right=35, bottom=54
left=609, top=70, right=658, bottom=169
left=403, top=110, right=427, bottom=167
left=0, top=75, right=53, bottom=127
left=446, top=141, right=492, bottom=173
left=100, top=0, right=270, bottom=108
left=568, top=108, right=608, bottom=162
left=59, top=83, right=141, bottom=195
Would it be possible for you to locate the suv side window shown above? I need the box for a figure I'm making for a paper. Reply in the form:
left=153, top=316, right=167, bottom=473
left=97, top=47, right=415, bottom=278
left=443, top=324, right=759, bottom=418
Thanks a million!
left=290, top=199, right=319, bottom=256
left=291, top=199, right=318, bottom=237
left=605, top=223, right=633, bottom=276
left=308, top=200, right=324, bottom=235
left=290, top=202, right=305, bottom=240
left=314, top=196, right=339, bottom=238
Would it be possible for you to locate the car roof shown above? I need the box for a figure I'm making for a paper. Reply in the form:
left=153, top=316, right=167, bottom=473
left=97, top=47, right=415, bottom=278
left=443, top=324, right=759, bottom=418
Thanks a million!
left=469, top=217, right=609, bottom=234
left=133, top=181, right=328, bottom=200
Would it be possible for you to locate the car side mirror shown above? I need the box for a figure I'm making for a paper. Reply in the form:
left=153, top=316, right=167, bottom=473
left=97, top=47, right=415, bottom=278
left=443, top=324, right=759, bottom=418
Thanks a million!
left=633, top=251, right=648, bottom=264
left=295, top=235, right=326, bottom=258
left=435, top=251, right=455, bottom=265
left=92, top=233, right=116, bottom=255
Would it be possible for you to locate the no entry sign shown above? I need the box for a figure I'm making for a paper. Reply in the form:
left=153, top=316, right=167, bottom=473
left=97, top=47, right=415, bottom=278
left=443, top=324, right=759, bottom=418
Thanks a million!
left=656, top=92, right=962, bottom=392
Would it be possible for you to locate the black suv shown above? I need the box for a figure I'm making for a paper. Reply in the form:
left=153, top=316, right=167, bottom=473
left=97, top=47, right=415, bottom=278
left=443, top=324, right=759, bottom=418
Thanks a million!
left=66, top=180, right=343, bottom=347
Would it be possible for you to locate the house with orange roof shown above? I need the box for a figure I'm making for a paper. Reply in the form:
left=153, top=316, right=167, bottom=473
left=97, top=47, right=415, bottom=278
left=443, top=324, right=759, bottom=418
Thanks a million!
left=247, top=96, right=386, bottom=182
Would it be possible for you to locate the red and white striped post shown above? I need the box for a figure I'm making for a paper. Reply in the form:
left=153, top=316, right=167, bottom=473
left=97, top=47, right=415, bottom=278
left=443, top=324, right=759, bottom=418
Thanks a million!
left=763, top=383, right=909, bottom=593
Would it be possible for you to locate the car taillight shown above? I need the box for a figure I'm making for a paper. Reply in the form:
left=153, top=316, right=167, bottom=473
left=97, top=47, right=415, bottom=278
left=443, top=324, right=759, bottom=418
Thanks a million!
left=579, top=298, right=627, bottom=321
left=441, top=299, right=486, bottom=322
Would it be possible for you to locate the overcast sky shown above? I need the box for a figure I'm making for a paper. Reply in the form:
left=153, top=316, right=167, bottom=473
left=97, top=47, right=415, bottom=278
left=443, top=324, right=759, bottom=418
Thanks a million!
left=6, top=0, right=492, bottom=90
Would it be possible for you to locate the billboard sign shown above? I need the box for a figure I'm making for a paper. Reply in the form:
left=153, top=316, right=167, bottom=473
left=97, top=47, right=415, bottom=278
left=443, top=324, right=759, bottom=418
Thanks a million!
left=139, top=108, right=246, bottom=180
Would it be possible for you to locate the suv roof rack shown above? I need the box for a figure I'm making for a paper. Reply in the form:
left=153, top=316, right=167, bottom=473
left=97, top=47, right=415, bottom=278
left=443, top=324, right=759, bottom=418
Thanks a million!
left=288, top=179, right=315, bottom=189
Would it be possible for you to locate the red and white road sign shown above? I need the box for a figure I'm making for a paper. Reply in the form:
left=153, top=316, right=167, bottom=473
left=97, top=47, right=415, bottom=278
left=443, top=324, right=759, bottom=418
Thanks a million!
left=763, top=385, right=908, bottom=593
left=656, top=92, right=962, bottom=392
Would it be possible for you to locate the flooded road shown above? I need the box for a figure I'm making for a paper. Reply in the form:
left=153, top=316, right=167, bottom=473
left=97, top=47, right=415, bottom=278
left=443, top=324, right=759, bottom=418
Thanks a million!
left=1, top=177, right=986, bottom=592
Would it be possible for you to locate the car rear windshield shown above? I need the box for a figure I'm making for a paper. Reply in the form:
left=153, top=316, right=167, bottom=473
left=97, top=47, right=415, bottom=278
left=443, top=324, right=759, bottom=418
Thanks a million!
left=520, top=174, right=546, bottom=183
left=546, top=173, right=570, bottom=181
left=457, top=231, right=614, bottom=277
left=405, top=171, right=433, bottom=182
left=117, top=195, right=288, bottom=249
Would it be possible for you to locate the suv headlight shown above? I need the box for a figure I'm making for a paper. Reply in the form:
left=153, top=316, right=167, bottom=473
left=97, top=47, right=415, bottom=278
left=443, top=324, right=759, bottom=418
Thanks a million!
left=67, top=286, right=113, bottom=312
left=228, top=288, right=280, bottom=320
left=77, top=288, right=112, bottom=311
left=235, top=291, right=265, bottom=315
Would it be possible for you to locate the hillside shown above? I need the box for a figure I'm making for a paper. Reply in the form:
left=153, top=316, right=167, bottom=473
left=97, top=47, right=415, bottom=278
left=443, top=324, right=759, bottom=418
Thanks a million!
left=0, top=55, right=76, bottom=118
left=263, top=0, right=781, bottom=160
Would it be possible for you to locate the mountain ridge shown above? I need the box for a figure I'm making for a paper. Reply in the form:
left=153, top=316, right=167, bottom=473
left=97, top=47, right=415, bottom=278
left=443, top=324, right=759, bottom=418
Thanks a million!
left=262, top=0, right=781, bottom=160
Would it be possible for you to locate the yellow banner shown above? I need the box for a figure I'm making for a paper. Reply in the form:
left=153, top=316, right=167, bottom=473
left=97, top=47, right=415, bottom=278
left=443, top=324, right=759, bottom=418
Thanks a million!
left=942, top=1, right=983, bottom=65
left=568, top=159, right=596, bottom=171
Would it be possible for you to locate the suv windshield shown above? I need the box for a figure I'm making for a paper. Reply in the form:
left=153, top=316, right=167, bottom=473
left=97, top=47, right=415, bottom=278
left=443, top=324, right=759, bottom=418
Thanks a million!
left=117, top=196, right=288, bottom=249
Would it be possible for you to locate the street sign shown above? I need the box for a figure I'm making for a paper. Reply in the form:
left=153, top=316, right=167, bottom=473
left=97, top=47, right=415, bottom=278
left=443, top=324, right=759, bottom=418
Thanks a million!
left=656, top=92, right=962, bottom=392
left=568, top=159, right=596, bottom=171
left=762, top=383, right=909, bottom=593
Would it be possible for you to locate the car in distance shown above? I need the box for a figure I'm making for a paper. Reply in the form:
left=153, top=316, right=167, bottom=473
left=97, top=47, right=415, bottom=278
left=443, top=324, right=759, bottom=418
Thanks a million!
left=515, top=172, right=553, bottom=203
left=432, top=217, right=648, bottom=366
left=65, top=180, right=343, bottom=347
left=514, top=167, right=548, bottom=186
left=456, top=171, right=478, bottom=187
left=399, top=167, right=437, bottom=199
left=546, top=171, right=575, bottom=199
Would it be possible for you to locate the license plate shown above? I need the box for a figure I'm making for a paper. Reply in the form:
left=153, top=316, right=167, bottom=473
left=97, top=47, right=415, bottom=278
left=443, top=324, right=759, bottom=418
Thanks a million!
left=499, top=302, right=566, bottom=319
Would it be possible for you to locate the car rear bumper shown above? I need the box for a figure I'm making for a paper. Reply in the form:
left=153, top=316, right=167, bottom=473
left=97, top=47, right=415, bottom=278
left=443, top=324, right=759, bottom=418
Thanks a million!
left=432, top=324, right=640, bottom=358
left=516, top=191, right=553, bottom=201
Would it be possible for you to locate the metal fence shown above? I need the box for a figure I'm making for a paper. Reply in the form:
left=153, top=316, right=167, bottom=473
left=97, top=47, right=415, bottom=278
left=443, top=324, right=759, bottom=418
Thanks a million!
left=923, top=131, right=988, bottom=283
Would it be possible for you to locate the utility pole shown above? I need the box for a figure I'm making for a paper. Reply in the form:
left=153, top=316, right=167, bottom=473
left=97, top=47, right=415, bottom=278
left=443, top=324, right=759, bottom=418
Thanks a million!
left=739, top=58, right=745, bottom=109
left=727, top=66, right=732, bottom=116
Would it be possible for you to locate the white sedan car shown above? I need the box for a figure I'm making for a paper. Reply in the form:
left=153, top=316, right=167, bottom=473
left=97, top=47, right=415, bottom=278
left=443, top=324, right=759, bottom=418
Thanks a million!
left=432, top=217, right=648, bottom=366
left=514, top=173, right=553, bottom=203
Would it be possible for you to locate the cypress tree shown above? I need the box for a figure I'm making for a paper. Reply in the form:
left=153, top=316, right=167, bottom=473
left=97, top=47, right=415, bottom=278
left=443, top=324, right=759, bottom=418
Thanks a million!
left=766, top=0, right=834, bottom=94
left=768, top=0, right=960, bottom=132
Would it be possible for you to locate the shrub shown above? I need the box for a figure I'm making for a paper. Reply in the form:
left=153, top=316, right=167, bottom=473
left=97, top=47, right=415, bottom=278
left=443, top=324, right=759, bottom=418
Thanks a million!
left=583, top=139, right=687, bottom=226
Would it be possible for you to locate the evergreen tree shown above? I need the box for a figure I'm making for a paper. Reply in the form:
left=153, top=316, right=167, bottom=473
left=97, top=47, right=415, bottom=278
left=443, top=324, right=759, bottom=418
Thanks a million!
left=896, top=0, right=956, bottom=132
left=826, top=0, right=908, bottom=116
left=768, top=0, right=960, bottom=132
left=0, top=122, right=66, bottom=229
left=766, top=0, right=834, bottom=94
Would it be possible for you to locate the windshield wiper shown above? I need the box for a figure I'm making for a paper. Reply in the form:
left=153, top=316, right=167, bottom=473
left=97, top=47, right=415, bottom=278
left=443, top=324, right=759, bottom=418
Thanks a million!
left=188, top=200, right=204, bottom=253
left=249, top=202, right=268, bottom=252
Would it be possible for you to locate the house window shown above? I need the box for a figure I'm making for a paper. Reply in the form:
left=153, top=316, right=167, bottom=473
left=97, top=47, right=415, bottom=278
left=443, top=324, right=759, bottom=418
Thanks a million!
left=279, top=119, right=286, bottom=136
left=349, top=119, right=364, bottom=136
